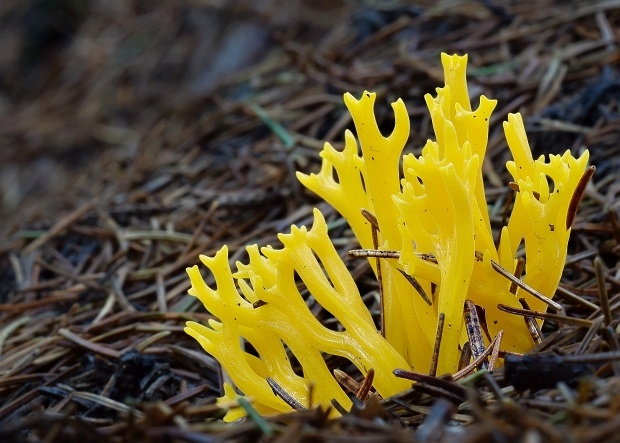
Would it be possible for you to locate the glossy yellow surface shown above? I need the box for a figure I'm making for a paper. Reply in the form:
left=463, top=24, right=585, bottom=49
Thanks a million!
left=186, top=53, right=590, bottom=420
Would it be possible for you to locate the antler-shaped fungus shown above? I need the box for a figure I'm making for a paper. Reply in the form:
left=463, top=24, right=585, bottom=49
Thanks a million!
left=185, top=53, right=591, bottom=420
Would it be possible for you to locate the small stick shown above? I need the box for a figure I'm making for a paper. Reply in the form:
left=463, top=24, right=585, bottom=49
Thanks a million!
left=594, top=257, right=612, bottom=327
left=58, top=328, right=120, bottom=359
left=156, top=272, right=167, bottom=313
left=518, top=298, right=544, bottom=345
left=487, top=330, right=504, bottom=372
left=361, top=209, right=385, bottom=337
left=356, top=369, right=374, bottom=401
left=576, top=316, right=604, bottom=355
left=307, top=382, right=314, bottom=410
left=429, top=313, right=445, bottom=377
left=509, top=257, right=525, bottom=294
left=417, top=253, right=438, bottom=263
left=510, top=257, right=542, bottom=344
left=333, top=369, right=360, bottom=394
left=464, top=301, right=487, bottom=367
left=483, top=370, right=504, bottom=400
left=266, top=378, right=307, bottom=411
left=392, top=370, right=467, bottom=401
left=475, top=251, right=563, bottom=311
left=348, top=248, right=431, bottom=305
left=609, top=209, right=620, bottom=244
left=555, top=285, right=599, bottom=311
left=561, top=349, right=620, bottom=365
left=330, top=398, right=348, bottom=415
left=416, top=398, right=455, bottom=442
left=453, top=332, right=503, bottom=380
left=566, top=165, right=595, bottom=230
left=23, top=201, right=96, bottom=255
left=497, top=304, right=594, bottom=328
left=348, top=249, right=437, bottom=263
left=348, top=249, right=400, bottom=259
left=458, top=342, right=472, bottom=371
left=361, top=208, right=380, bottom=232
left=397, top=269, right=431, bottom=306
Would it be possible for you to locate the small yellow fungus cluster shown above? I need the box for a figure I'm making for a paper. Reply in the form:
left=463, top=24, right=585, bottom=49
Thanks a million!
left=185, top=53, right=590, bottom=421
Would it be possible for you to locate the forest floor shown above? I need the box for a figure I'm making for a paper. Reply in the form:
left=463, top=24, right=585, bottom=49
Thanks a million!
left=1, top=1, right=620, bottom=442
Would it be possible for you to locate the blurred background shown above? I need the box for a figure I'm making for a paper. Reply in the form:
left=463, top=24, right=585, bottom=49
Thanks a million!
left=1, top=2, right=620, bottom=438
left=0, top=0, right=354, bottom=230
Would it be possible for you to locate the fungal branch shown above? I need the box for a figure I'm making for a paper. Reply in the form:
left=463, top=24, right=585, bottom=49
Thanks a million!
left=185, top=209, right=410, bottom=421
left=184, top=53, right=592, bottom=421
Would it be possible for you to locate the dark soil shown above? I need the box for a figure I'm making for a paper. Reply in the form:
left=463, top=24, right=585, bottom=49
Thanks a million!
left=1, top=1, right=620, bottom=442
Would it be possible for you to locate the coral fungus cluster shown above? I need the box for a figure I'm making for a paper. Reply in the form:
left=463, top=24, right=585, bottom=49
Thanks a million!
left=184, top=53, right=590, bottom=421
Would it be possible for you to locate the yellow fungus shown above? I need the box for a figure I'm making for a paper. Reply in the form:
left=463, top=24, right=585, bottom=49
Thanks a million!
left=185, top=53, right=590, bottom=420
